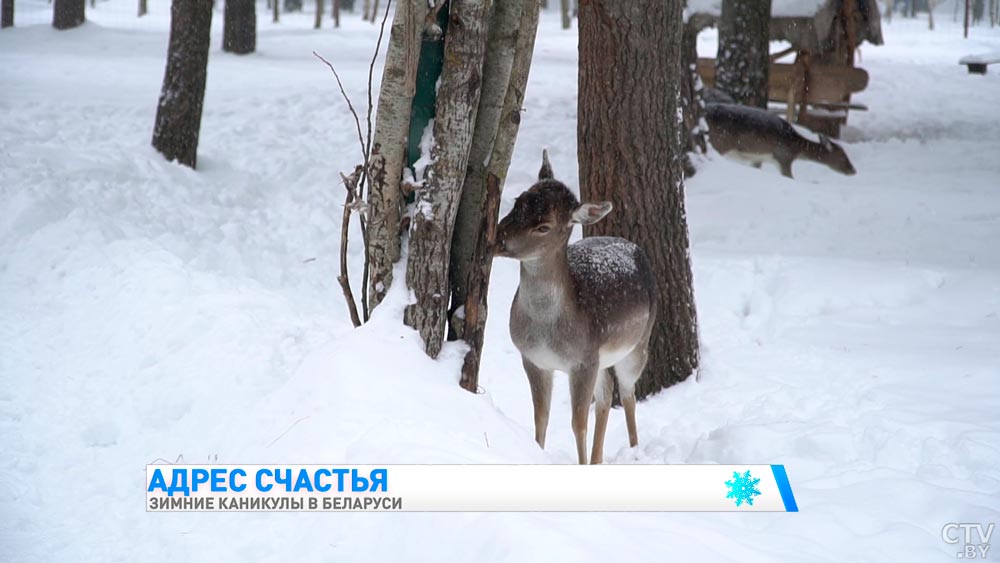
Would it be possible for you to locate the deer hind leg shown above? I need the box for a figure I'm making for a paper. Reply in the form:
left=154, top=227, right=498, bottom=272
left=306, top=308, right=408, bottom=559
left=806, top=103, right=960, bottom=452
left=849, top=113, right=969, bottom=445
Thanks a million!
left=522, top=357, right=553, bottom=449
left=569, top=360, right=599, bottom=465
left=614, top=346, right=649, bottom=448
left=590, top=369, right=613, bottom=464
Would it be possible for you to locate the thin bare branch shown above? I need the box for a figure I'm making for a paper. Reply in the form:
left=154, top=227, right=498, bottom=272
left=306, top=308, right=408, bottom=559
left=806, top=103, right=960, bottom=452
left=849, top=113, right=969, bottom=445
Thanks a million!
left=338, top=168, right=364, bottom=328
left=313, top=51, right=368, bottom=179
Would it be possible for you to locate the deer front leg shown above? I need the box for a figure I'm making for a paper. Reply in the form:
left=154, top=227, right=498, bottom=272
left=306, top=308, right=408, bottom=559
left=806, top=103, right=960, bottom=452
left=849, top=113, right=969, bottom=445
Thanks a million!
left=590, top=369, right=613, bottom=464
left=569, top=359, right=599, bottom=465
left=522, top=357, right=553, bottom=449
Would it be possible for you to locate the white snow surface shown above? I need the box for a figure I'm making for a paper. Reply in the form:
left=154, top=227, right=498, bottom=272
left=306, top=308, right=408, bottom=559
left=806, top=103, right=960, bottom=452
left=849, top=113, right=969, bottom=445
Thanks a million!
left=2, top=7, right=1000, bottom=563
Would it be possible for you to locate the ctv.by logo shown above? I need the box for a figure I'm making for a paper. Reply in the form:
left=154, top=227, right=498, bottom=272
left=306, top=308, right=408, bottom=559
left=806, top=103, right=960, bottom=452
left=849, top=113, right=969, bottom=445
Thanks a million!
left=942, top=523, right=994, bottom=559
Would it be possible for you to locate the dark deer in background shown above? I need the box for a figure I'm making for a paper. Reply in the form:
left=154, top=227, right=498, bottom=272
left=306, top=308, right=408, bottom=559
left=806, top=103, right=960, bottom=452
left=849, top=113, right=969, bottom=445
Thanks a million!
left=495, top=151, right=657, bottom=465
left=705, top=103, right=857, bottom=179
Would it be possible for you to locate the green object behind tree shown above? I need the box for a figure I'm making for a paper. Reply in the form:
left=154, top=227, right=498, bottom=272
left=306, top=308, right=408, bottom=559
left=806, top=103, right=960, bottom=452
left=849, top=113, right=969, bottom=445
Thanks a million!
left=405, top=1, right=449, bottom=200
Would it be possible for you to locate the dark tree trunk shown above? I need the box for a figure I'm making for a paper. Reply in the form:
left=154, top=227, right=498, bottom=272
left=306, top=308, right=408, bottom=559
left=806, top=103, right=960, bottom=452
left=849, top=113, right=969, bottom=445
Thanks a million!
left=314, top=0, right=322, bottom=28
left=53, top=0, right=85, bottom=29
left=578, top=0, right=700, bottom=399
left=332, top=0, right=339, bottom=25
left=716, top=0, right=771, bottom=107
left=224, top=0, right=256, bottom=53
left=152, top=0, right=213, bottom=169
left=2, top=0, right=13, bottom=28
left=138, top=0, right=148, bottom=17
left=284, top=0, right=302, bottom=12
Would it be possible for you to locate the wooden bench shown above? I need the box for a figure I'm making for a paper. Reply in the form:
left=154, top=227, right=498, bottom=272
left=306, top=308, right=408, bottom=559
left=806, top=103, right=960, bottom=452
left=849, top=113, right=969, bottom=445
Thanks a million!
left=697, top=58, right=870, bottom=138
left=959, top=52, right=1000, bottom=74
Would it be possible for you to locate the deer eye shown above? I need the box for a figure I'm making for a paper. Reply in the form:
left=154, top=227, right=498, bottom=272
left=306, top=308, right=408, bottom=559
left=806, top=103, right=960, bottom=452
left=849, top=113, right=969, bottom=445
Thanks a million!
left=534, top=225, right=551, bottom=234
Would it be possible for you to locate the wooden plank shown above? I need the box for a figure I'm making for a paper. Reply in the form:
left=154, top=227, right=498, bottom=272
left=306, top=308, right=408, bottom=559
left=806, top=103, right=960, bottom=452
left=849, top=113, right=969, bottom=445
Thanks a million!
left=697, top=58, right=869, bottom=104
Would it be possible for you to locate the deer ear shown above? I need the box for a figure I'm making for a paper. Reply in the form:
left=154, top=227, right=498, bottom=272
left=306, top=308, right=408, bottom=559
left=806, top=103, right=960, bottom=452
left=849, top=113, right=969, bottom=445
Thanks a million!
left=571, top=201, right=613, bottom=225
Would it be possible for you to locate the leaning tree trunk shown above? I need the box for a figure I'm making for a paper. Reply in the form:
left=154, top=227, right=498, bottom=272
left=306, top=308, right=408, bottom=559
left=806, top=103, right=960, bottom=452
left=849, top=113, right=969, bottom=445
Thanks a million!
left=53, top=0, right=84, bottom=29
left=449, top=0, right=525, bottom=338
left=2, top=0, right=13, bottom=28
left=716, top=0, right=771, bottom=107
left=404, top=0, right=493, bottom=358
left=223, top=0, right=256, bottom=54
left=152, top=0, right=213, bottom=169
left=367, top=0, right=429, bottom=310
left=578, top=0, right=699, bottom=399
left=457, top=0, right=541, bottom=393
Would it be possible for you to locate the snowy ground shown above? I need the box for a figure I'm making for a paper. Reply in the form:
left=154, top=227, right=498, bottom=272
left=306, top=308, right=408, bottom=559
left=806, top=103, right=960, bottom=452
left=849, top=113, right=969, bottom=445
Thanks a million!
left=1, top=4, right=999, bottom=562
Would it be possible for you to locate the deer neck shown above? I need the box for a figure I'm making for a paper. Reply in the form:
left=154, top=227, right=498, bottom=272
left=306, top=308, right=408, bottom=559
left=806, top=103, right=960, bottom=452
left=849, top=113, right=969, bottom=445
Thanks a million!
left=798, top=139, right=830, bottom=164
left=517, top=247, right=574, bottom=316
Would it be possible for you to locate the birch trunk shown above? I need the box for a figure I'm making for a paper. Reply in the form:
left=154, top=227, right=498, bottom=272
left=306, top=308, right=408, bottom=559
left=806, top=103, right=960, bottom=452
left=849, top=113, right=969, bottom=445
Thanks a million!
left=404, top=0, right=494, bottom=358
left=367, top=0, right=428, bottom=310
left=459, top=0, right=541, bottom=393
left=449, top=0, right=524, bottom=338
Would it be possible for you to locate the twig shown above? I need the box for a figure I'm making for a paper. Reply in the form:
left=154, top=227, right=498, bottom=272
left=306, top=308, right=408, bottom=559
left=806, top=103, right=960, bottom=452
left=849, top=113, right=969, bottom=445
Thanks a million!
left=338, top=168, right=364, bottom=328
left=266, top=416, right=311, bottom=449
left=313, top=51, right=368, bottom=179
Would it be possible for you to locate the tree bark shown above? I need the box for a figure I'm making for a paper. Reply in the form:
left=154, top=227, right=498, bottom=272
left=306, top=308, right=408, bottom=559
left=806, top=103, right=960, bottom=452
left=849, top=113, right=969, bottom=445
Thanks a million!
left=578, top=0, right=699, bottom=399
left=223, top=0, right=256, bottom=54
left=285, top=0, right=302, bottom=12
left=560, top=0, right=570, bottom=28
left=138, top=0, right=147, bottom=17
left=2, top=0, right=13, bottom=28
left=314, top=0, right=322, bottom=28
left=404, top=0, right=494, bottom=358
left=367, top=0, right=429, bottom=310
left=273, top=0, right=279, bottom=21
left=333, top=0, right=339, bottom=25
left=458, top=0, right=541, bottom=393
left=449, top=0, right=524, bottom=337
left=53, top=0, right=84, bottom=29
left=152, top=0, right=213, bottom=169
left=716, top=0, right=771, bottom=107
left=362, top=0, right=371, bottom=20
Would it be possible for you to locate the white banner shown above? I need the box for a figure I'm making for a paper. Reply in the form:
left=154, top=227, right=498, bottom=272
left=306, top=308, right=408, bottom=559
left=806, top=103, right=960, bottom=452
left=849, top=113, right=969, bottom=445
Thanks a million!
left=146, top=464, right=799, bottom=512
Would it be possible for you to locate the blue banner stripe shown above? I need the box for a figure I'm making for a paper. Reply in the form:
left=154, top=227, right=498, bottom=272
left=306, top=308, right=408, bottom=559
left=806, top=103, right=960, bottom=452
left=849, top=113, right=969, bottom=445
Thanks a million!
left=770, top=465, right=798, bottom=512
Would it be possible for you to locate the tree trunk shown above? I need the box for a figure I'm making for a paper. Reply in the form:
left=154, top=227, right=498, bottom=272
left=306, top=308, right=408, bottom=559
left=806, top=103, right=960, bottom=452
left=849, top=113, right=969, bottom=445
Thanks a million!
left=138, top=0, right=147, bottom=17
left=370, top=0, right=379, bottom=23
left=223, top=0, right=256, bottom=54
left=362, top=0, right=370, bottom=20
left=367, top=0, right=429, bottom=310
left=152, top=0, right=213, bottom=169
left=285, top=0, right=302, bottom=12
left=273, top=0, right=279, bottom=21
left=53, top=0, right=84, bottom=29
left=458, top=0, right=541, bottom=393
left=2, top=0, right=13, bottom=28
left=449, top=0, right=524, bottom=338
left=404, top=0, right=493, bottom=358
left=333, top=0, right=339, bottom=25
left=578, top=0, right=699, bottom=399
left=314, top=0, right=322, bottom=28
left=560, top=0, right=570, bottom=28
left=715, top=0, right=771, bottom=107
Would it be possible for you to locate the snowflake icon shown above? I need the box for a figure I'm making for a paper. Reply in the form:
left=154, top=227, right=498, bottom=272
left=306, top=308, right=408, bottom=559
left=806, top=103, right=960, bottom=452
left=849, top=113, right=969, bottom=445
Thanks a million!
left=725, top=470, right=762, bottom=507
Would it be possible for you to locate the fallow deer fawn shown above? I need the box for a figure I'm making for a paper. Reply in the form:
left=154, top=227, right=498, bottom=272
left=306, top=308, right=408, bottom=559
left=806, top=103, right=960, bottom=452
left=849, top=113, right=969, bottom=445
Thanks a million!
left=705, top=103, right=857, bottom=179
left=495, top=151, right=657, bottom=465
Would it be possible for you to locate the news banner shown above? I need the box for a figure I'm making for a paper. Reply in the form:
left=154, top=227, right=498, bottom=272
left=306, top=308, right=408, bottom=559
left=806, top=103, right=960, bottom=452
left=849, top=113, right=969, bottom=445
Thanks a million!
left=146, top=464, right=799, bottom=512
